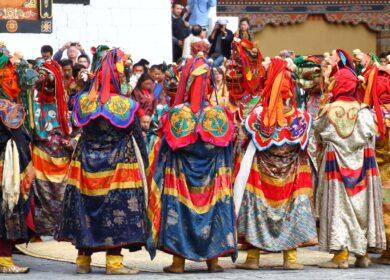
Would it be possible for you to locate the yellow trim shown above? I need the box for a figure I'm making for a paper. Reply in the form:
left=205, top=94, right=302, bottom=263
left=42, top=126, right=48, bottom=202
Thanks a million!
left=70, top=161, right=141, bottom=179
left=33, top=146, right=70, bottom=165
left=20, top=161, right=34, bottom=179
left=165, top=167, right=231, bottom=193
left=35, top=169, right=66, bottom=184
left=164, top=187, right=232, bottom=214
left=148, top=179, right=163, bottom=241
left=67, top=178, right=143, bottom=196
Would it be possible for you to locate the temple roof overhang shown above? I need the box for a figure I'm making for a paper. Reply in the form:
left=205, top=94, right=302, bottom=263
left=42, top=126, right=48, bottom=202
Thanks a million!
left=217, top=0, right=390, bottom=31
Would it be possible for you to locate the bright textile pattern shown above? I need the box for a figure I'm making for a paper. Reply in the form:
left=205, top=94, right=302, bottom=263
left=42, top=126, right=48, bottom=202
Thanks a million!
left=74, top=93, right=139, bottom=129
left=32, top=140, right=71, bottom=235
left=237, top=144, right=317, bottom=250
left=0, top=119, right=35, bottom=242
left=148, top=139, right=237, bottom=261
left=31, top=60, right=72, bottom=236
left=235, top=57, right=317, bottom=252
left=377, top=105, right=390, bottom=249
left=314, top=106, right=386, bottom=256
left=56, top=117, right=150, bottom=251
left=147, top=56, right=237, bottom=262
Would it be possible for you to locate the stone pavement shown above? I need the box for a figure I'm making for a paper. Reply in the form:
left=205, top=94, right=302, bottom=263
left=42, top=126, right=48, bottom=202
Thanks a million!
left=7, top=254, right=390, bottom=280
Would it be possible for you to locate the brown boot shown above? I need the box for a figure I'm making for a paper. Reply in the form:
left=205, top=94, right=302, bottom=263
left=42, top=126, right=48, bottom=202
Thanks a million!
left=236, top=248, right=260, bottom=270
left=354, top=254, right=372, bottom=268
left=319, top=249, right=349, bottom=269
left=372, top=248, right=390, bottom=265
left=76, top=255, right=91, bottom=274
left=372, top=255, right=390, bottom=265
left=163, top=256, right=185, bottom=273
left=283, top=249, right=304, bottom=270
left=106, top=255, right=139, bottom=275
left=206, top=258, right=224, bottom=272
left=0, top=257, right=29, bottom=274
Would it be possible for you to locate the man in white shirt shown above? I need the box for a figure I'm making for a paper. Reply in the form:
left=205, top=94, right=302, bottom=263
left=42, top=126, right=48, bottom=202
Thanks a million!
left=182, top=25, right=209, bottom=59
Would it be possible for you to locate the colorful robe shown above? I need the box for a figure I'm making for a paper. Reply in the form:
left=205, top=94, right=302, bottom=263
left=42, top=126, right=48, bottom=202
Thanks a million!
left=314, top=100, right=386, bottom=255
left=56, top=114, right=150, bottom=250
left=148, top=103, right=237, bottom=261
left=0, top=99, right=35, bottom=242
left=234, top=106, right=317, bottom=251
left=376, top=104, right=390, bottom=251
left=31, top=93, right=72, bottom=236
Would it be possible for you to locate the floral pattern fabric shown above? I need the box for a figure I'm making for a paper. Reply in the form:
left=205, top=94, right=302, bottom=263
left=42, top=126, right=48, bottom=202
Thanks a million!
left=313, top=105, right=386, bottom=255
left=56, top=117, right=150, bottom=251
left=148, top=139, right=237, bottom=261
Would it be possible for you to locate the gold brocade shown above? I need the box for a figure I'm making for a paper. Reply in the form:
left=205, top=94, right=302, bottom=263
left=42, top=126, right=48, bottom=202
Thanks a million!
left=327, top=100, right=360, bottom=138
left=376, top=130, right=390, bottom=241
left=376, top=131, right=390, bottom=183
left=79, top=93, right=98, bottom=114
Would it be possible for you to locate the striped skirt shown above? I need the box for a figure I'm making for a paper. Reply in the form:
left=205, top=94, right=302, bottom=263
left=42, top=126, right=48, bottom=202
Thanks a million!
left=237, top=144, right=317, bottom=251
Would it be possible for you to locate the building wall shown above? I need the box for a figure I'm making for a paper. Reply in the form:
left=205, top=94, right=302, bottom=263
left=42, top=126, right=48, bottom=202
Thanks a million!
left=0, top=0, right=172, bottom=64
left=377, top=30, right=390, bottom=54
left=254, top=17, right=377, bottom=57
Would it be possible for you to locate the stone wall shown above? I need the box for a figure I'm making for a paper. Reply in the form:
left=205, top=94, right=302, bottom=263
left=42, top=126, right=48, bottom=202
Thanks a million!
left=1, top=0, right=172, bottom=64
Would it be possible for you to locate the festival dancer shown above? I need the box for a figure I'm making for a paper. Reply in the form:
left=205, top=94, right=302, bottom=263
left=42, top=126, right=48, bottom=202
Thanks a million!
left=360, top=58, right=390, bottom=265
left=313, top=49, right=386, bottom=269
left=234, top=57, right=317, bottom=270
left=225, top=38, right=264, bottom=182
left=56, top=48, right=149, bottom=275
left=30, top=59, right=72, bottom=236
left=148, top=54, right=237, bottom=273
left=0, top=50, right=36, bottom=273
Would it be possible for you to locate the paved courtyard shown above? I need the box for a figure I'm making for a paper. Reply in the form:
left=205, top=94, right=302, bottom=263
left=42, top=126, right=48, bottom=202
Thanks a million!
left=7, top=253, right=390, bottom=280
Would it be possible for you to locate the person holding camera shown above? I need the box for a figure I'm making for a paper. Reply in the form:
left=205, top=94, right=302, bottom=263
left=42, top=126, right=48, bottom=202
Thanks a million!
left=53, top=41, right=88, bottom=66
left=208, top=19, right=233, bottom=67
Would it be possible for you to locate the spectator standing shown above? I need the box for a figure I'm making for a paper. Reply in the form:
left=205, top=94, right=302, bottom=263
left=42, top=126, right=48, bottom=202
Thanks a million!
left=149, top=64, right=165, bottom=103
left=379, top=52, right=389, bottom=66
left=59, top=59, right=76, bottom=95
left=53, top=41, right=88, bottom=65
left=77, top=54, right=90, bottom=69
left=208, top=18, right=234, bottom=67
left=182, top=25, right=210, bottom=59
left=132, top=62, right=146, bottom=76
left=131, top=73, right=157, bottom=117
left=172, top=2, right=190, bottom=62
left=187, top=0, right=216, bottom=29
left=235, top=17, right=252, bottom=41
left=41, top=45, right=53, bottom=61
